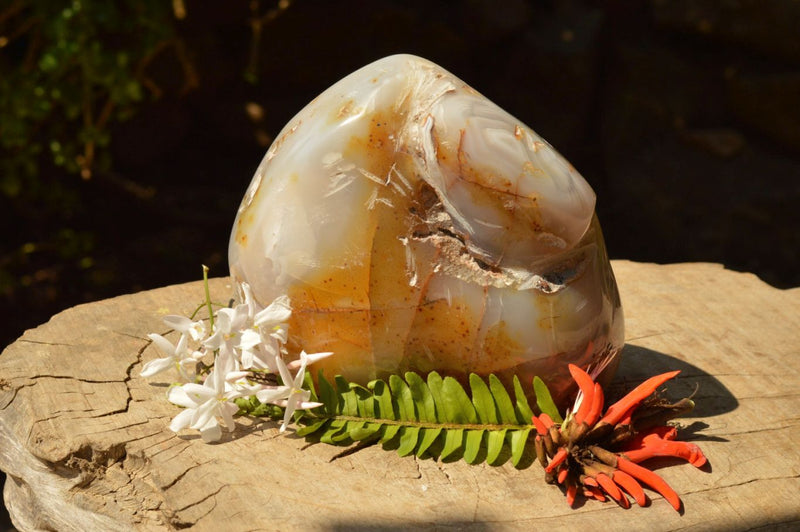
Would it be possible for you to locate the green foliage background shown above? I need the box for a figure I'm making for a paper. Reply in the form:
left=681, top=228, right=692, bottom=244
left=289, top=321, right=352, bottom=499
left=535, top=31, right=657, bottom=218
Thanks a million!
left=1, top=0, right=174, bottom=191
left=1, top=0, right=186, bottom=331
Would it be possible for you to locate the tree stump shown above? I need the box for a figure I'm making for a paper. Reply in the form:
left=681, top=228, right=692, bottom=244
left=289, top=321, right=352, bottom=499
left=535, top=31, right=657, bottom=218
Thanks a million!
left=1, top=261, right=798, bottom=531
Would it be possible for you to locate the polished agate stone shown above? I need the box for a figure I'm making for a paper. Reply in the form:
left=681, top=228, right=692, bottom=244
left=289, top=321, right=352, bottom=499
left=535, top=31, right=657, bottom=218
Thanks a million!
left=229, top=54, right=623, bottom=403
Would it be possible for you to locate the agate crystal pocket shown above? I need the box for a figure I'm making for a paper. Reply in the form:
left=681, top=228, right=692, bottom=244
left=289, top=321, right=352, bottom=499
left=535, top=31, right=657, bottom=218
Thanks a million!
left=229, top=54, right=624, bottom=404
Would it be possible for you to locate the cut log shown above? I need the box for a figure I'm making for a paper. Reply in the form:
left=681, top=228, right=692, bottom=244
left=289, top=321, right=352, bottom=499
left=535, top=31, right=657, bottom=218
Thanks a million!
left=1, top=261, right=799, bottom=530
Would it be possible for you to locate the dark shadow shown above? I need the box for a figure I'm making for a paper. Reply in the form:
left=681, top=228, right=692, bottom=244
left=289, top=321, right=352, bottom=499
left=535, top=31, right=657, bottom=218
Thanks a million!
left=325, top=523, right=494, bottom=531
left=680, top=421, right=728, bottom=443
left=612, top=344, right=738, bottom=418
left=0, top=471, right=13, bottom=532
left=220, top=418, right=281, bottom=442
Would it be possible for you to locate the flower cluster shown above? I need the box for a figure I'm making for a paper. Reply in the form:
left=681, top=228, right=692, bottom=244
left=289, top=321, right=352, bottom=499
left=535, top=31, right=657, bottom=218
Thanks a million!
left=141, top=282, right=332, bottom=442
left=532, top=364, right=706, bottom=511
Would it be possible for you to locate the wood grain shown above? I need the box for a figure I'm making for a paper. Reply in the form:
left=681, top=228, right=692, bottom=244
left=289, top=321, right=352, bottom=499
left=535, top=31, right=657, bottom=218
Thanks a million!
left=1, top=261, right=798, bottom=530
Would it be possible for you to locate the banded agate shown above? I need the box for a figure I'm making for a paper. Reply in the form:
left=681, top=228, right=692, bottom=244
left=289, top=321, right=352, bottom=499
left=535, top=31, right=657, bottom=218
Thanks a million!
left=229, top=54, right=623, bottom=403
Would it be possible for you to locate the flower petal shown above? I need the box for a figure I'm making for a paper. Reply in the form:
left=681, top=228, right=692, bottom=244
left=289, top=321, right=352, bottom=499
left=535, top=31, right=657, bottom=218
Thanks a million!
left=230, top=305, right=250, bottom=332
left=177, top=359, right=197, bottom=382
left=275, top=355, right=294, bottom=388
left=287, top=351, right=334, bottom=371
left=169, top=408, right=195, bottom=432
left=180, top=383, right=216, bottom=403
left=256, top=386, right=291, bottom=404
left=280, top=399, right=297, bottom=432
left=148, top=333, right=177, bottom=356
left=254, top=295, right=292, bottom=327
left=191, top=400, right=218, bottom=431
left=599, top=370, right=681, bottom=427
left=163, top=315, right=192, bottom=332
left=200, top=422, right=222, bottom=443
left=240, top=347, right=255, bottom=370
left=203, top=330, right=224, bottom=350
left=167, top=385, right=200, bottom=408
left=140, top=357, right=175, bottom=378
left=219, top=402, right=238, bottom=430
left=253, top=344, right=279, bottom=372
left=238, top=329, right=261, bottom=350
left=617, top=457, right=682, bottom=511
left=215, top=308, right=235, bottom=333
left=294, top=401, right=323, bottom=410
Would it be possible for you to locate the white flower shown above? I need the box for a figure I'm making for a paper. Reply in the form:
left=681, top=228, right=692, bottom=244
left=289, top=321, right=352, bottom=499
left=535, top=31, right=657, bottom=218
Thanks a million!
left=254, top=294, right=292, bottom=329
left=240, top=282, right=264, bottom=321
left=207, top=290, right=292, bottom=370
left=141, top=333, right=197, bottom=381
left=167, top=354, right=245, bottom=442
left=146, top=283, right=337, bottom=442
left=270, top=324, right=289, bottom=346
left=240, top=294, right=292, bottom=370
left=242, top=341, right=281, bottom=372
left=256, top=350, right=332, bottom=432
left=238, top=328, right=264, bottom=369
left=163, top=314, right=207, bottom=342
left=227, top=373, right=263, bottom=397
left=203, top=304, right=251, bottom=359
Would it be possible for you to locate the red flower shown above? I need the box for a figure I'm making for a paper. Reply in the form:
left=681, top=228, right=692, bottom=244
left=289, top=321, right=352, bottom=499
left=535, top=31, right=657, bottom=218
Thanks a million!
left=532, top=365, right=708, bottom=511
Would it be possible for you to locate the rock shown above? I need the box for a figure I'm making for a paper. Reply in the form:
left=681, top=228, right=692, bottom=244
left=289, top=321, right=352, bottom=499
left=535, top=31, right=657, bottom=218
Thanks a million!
left=1, top=262, right=799, bottom=530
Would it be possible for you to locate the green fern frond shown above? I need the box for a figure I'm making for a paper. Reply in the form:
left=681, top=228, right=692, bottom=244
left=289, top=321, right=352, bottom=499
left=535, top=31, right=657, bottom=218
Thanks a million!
left=238, top=369, right=562, bottom=468
left=285, top=370, right=561, bottom=468
left=533, top=375, right=564, bottom=423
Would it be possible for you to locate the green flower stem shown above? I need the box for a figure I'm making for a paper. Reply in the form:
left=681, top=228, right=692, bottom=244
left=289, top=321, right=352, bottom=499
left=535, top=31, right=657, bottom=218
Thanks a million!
left=202, top=264, right=214, bottom=330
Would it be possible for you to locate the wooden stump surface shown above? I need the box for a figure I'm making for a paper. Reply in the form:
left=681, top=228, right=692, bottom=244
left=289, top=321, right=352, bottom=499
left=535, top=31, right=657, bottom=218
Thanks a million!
left=1, top=261, right=799, bottom=531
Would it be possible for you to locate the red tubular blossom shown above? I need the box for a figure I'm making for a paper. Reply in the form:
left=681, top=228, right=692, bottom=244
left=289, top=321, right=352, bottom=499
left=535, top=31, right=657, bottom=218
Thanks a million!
left=612, top=470, right=647, bottom=507
left=568, top=364, right=595, bottom=425
left=585, top=382, right=604, bottom=427
left=617, top=457, right=682, bottom=511
left=623, top=436, right=707, bottom=468
left=545, top=447, right=568, bottom=473
left=584, top=485, right=606, bottom=502
left=626, top=425, right=677, bottom=448
left=624, top=427, right=706, bottom=467
left=599, top=370, right=681, bottom=427
left=596, top=473, right=629, bottom=508
left=531, top=415, right=548, bottom=436
left=566, top=480, right=578, bottom=507
left=615, top=404, right=636, bottom=427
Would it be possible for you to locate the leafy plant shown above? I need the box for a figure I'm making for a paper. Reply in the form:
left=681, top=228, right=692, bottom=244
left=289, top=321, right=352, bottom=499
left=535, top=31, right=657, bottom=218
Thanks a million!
left=0, top=0, right=190, bottom=187
left=239, top=370, right=564, bottom=468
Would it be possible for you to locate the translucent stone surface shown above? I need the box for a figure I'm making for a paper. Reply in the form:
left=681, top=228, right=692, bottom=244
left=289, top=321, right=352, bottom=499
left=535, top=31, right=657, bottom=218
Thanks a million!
left=229, top=54, right=623, bottom=403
